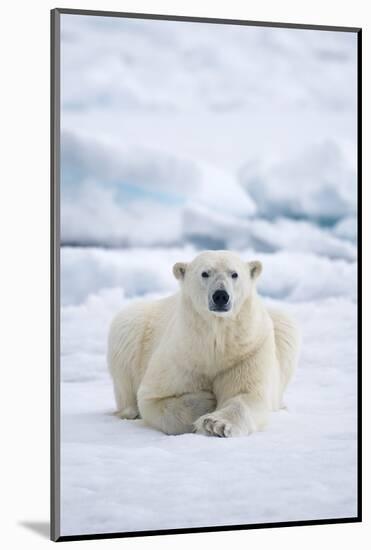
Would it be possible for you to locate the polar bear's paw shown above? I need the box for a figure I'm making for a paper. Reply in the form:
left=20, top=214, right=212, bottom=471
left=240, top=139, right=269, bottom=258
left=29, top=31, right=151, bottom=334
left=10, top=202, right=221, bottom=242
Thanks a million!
left=193, top=413, right=234, bottom=437
left=115, top=406, right=140, bottom=420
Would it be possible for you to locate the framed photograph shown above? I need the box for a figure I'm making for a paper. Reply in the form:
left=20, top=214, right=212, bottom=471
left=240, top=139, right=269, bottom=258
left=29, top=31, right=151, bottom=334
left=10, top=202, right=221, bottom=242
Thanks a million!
left=51, top=8, right=361, bottom=542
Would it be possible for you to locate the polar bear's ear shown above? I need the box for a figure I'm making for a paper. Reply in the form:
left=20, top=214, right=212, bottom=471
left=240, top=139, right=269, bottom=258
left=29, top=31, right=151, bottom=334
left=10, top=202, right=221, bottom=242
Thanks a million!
left=248, top=260, right=262, bottom=280
left=173, top=262, right=188, bottom=280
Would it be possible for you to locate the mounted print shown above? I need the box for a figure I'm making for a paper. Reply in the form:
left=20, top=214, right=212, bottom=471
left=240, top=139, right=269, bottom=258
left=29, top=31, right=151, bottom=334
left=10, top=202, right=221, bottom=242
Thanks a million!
left=51, top=8, right=361, bottom=542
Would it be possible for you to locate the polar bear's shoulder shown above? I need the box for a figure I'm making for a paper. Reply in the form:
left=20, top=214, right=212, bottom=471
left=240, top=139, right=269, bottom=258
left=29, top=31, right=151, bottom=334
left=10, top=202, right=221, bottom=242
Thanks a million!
left=109, top=293, right=178, bottom=338
left=267, top=307, right=301, bottom=360
left=267, top=307, right=299, bottom=336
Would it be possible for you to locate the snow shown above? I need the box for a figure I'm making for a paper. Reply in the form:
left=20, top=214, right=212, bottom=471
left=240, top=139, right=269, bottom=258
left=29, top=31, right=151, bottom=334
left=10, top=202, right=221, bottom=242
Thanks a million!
left=333, top=216, right=358, bottom=242
left=58, top=13, right=358, bottom=538
left=60, top=279, right=357, bottom=536
left=60, top=247, right=358, bottom=536
left=59, top=15, right=357, bottom=250
left=61, top=130, right=256, bottom=247
left=239, top=140, right=357, bottom=224
left=60, top=15, right=357, bottom=115
left=183, top=207, right=357, bottom=260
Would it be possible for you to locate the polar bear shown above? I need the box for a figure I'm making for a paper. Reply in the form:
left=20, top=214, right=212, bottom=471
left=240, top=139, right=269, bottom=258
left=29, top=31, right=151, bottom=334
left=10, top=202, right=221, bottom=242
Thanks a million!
left=107, top=250, right=300, bottom=437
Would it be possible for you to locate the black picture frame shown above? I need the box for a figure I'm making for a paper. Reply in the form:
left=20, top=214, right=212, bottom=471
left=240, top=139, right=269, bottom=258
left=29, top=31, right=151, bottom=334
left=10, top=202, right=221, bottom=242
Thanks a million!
left=51, top=7, right=362, bottom=542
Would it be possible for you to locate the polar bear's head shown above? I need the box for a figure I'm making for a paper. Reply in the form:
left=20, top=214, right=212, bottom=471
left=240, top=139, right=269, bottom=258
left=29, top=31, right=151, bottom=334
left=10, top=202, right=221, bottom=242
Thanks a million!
left=173, top=250, right=262, bottom=318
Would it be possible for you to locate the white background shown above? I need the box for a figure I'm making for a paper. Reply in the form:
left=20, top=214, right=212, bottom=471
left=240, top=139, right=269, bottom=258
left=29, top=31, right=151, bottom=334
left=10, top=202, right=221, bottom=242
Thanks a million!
left=0, top=0, right=368, bottom=548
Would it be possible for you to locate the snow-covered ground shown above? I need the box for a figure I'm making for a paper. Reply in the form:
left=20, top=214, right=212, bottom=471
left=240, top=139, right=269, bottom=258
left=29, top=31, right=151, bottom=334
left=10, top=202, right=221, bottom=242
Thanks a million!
left=60, top=246, right=358, bottom=537
left=59, top=14, right=358, bottom=537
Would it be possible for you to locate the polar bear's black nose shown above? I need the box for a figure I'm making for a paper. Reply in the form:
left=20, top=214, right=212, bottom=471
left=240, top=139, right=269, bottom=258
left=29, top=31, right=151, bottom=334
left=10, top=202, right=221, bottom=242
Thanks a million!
left=212, top=290, right=230, bottom=307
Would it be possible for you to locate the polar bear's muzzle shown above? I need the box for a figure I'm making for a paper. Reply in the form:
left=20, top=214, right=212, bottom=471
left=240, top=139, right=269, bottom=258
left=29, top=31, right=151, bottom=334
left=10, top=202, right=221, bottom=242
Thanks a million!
left=209, top=289, right=231, bottom=312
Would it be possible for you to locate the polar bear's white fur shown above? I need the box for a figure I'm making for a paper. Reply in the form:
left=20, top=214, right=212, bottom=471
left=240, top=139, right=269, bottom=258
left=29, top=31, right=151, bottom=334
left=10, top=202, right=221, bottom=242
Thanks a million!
left=107, top=250, right=300, bottom=437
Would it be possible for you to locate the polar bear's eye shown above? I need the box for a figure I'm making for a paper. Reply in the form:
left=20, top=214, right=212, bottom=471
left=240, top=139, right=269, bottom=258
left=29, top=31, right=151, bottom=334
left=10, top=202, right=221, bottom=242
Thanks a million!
left=201, top=271, right=209, bottom=278
left=231, top=272, right=238, bottom=279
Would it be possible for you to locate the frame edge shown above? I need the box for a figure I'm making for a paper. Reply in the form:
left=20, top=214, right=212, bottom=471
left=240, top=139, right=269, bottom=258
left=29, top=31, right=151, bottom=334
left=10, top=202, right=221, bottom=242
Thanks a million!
left=51, top=7, right=61, bottom=543
left=53, top=7, right=361, bottom=33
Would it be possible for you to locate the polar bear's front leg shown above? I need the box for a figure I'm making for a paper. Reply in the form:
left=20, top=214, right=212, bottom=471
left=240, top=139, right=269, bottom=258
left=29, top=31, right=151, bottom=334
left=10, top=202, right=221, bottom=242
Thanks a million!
left=194, top=394, right=269, bottom=437
left=194, top=349, right=273, bottom=437
left=138, top=389, right=216, bottom=435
